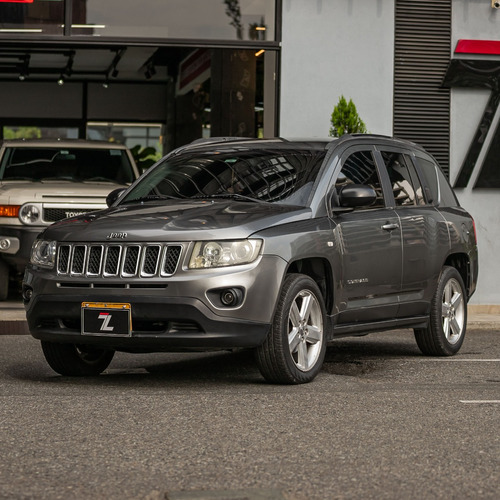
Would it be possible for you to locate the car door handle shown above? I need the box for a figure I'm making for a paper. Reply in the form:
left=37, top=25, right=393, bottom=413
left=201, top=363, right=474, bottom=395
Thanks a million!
left=382, top=223, right=399, bottom=231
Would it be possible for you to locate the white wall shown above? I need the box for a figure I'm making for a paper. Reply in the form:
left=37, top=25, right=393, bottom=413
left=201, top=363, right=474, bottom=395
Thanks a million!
left=451, top=1, right=500, bottom=304
left=281, top=0, right=500, bottom=304
left=279, top=0, right=394, bottom=138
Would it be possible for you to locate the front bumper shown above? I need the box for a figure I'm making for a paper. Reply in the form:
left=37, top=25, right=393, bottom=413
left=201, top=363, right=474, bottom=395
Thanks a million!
left=24, top=255, right=286, bottom=352
left=25, top=292, right=271, bottom=352
left=0, top=226, right=42, bottom=273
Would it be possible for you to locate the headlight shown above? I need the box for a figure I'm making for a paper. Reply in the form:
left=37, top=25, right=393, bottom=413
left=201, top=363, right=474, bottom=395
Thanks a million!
left=19, top=203, right=41, bottom=225
left=30, top=239, right=57, bottom=268
left=189, top=239, right=262, bottom=269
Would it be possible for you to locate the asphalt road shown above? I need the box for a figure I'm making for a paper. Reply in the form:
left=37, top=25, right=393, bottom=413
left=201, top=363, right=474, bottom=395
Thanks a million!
left=0, top=329, right=499, bottom=500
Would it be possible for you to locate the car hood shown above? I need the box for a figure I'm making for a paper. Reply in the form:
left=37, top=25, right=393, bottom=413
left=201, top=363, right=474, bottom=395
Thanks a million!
left=43, top=200, right=312, bottom=241
left=0, top=181, right=124, bottom=204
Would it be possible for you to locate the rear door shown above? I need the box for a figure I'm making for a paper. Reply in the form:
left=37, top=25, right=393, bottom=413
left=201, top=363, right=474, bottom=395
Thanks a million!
left=330, top=147, right=402, bottom=324
left=375, top=147, right=448, bottom=317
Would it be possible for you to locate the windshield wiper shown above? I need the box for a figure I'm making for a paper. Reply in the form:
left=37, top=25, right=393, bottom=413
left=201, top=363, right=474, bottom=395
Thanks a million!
left=193, top=193, right=268, bottom=203
left=121, top=194, right=181, bottom=204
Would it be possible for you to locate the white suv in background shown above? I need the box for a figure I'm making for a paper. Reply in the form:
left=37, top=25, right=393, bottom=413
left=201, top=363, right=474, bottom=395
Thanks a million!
left=0, top=139, right=139, bottom=300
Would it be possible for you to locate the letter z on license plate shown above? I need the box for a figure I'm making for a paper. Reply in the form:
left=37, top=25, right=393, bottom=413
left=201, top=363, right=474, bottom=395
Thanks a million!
left=81, top=302, right=132, bottom=337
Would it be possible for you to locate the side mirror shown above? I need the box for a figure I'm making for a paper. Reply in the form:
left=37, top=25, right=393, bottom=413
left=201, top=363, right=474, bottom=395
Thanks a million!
left=106, top=188, right=126, bottom=207
left=338, top=184, right=377, bottom=208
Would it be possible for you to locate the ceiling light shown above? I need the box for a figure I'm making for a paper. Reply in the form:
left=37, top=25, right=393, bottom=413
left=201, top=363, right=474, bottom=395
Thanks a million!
left=57, top=76, right=64, bottom=86
left=70, top=24, right=106, bottom=29
left=0, top=28, right=43, bottom=33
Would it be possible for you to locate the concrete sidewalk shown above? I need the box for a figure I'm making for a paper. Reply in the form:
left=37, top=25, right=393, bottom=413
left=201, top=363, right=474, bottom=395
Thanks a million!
left=1, top=300, right=498, bottom=335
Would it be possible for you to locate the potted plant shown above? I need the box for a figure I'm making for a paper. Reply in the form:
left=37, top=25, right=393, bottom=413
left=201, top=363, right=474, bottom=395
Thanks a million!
left=329, top=95, right=367, bottom=137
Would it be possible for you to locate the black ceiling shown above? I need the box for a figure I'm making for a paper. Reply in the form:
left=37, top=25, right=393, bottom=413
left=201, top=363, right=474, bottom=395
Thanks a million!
left=0, top=43, right=193, bottom=84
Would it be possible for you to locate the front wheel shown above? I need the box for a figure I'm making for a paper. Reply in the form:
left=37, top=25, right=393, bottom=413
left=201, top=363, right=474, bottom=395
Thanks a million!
left=255, top=273, right=327, bottom=384
left=414, top=266, right=467, bottom=356
left=41, top=341, right=115, bottom=376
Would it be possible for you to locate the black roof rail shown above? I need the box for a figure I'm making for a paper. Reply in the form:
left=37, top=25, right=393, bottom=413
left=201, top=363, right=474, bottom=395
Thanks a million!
left=189, top=136, right=251, bottom=146
left=326, top=133, right=422, bottom=149
left=166, top=136, right=258, bottom=158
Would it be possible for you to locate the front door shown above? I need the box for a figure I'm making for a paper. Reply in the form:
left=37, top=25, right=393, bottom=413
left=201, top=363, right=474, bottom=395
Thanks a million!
left=330, top=148, right=402, bottom=324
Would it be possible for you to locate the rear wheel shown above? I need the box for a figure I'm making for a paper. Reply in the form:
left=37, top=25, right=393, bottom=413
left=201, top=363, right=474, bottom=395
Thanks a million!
left=414, top=266, right=467, bottom=356
left=256, top=273, right=327, bottom=384
left=0, top=259, right=9, bottom=301
left=41, top=341, right=115, bottom=376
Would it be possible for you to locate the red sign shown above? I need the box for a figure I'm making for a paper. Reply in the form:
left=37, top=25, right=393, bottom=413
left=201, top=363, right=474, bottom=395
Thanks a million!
left=455, top=39, right=500, bottom=55
left=177, top=49, right=211, bottom=96
left=0, top=1, right=34, bottom=3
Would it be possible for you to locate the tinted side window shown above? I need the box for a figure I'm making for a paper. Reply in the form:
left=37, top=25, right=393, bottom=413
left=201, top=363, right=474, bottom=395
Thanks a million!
left=414, top=155, right=459, bottom=207
left=381, top=151, right=425, bottom=206
left=335, top=150, right=384, bottom=208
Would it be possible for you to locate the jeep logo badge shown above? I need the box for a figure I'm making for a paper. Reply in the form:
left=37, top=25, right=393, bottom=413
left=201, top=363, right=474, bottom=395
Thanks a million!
left=106, top=232, right=128, bottom=239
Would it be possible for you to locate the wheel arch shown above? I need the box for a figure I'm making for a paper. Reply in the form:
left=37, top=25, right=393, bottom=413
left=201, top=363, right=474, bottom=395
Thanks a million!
left=286, top=257, right=334, bottom=313
left=444, top=252, right=472, bottom=299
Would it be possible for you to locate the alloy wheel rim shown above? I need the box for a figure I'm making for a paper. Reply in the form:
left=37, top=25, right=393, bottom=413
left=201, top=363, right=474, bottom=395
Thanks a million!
left=441, top=278, right=465, bottom=344
left=288, top=290, right=323, bottom=371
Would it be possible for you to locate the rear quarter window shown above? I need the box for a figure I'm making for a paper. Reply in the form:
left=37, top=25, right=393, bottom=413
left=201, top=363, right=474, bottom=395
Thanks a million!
left=414, top=155, right=459, bottom=207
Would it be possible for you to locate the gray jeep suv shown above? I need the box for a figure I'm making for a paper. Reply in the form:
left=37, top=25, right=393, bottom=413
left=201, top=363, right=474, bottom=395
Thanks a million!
left=23, top=135, right=478, bottom=384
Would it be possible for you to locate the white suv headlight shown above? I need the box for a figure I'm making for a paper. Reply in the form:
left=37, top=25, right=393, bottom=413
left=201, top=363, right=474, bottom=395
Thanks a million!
left=30, top=240, right=57, bottom=268
left=19, top=203, right=41, bottom=225
left=189, top=239, right=262, bottom=269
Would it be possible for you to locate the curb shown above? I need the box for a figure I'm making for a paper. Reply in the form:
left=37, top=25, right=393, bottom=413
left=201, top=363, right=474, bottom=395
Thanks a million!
left=0, top=321, right=29, bottom=335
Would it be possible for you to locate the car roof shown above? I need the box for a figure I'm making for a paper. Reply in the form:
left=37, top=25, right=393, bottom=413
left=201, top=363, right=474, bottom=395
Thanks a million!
left=172, top=137, right=336, bottom=156
left=0, top=139, right=129, bottom=150
left=175, top=134, right=427, bottom=156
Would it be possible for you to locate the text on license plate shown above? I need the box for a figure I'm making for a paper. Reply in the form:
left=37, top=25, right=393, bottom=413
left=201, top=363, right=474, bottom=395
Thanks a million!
left=81, top=302, right=132, bottom=336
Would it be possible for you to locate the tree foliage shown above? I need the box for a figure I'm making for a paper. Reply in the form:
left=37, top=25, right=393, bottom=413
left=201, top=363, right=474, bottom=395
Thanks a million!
left=329, top=95, right=367, bottom=137
left=4, top=127, right=41, bottom=139
left=130, top=145, right=160, bottom=172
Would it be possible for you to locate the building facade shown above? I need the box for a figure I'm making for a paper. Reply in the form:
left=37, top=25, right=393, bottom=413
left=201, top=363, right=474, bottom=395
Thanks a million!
left=280, top=0, right=500, bottom=305
left=0, top=0, right=280, bottom=150
left=0, top=0, right=498, bottom=303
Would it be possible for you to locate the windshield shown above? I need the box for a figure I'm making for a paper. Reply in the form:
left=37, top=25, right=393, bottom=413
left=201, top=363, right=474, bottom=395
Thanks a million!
left=121, top=148, right=326, bottom=206
left=0, top=146, right=135, bottom=184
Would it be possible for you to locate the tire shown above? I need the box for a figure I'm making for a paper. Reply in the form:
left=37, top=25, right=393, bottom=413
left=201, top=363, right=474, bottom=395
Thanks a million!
left=414, top=266, right=467, bottom=356
left=256, top=273, right=327, bottom=384
left=41, top=341, right=115, bottom=376
left=0, top=259, right=9, bottom=301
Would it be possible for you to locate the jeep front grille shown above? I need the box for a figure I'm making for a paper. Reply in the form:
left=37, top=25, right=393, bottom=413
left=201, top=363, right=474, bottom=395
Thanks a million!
left=57, top=243, right=182, bottom=278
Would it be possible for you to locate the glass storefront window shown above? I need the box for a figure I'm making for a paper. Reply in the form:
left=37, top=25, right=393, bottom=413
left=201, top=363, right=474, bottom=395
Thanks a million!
left=0, top=0, right=64, bottom=35
left=87, top=122, right=163, bottom=171
left=3, top=126, right=78, bottom=140
left=87, top=122, right=162, bottom=151
left=71, top=0, right=274, bottom=41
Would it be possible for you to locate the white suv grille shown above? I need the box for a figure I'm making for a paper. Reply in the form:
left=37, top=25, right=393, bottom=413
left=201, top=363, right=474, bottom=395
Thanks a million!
left=43, top=208, right=96, bottom=223
left=57, top=243, right=182, bottom=278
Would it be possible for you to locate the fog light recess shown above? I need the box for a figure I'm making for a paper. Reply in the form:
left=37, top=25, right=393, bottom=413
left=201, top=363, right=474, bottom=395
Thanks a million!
left=0, top=238, right=11, bottom=251
left=207, top=287, right=244, bottom=308
left=220, top=288, right=240, bottom=306
left=22, top=286, right=33, bottom=302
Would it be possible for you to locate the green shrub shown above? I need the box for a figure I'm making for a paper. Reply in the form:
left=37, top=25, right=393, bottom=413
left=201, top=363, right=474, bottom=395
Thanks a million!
left=329, top=95, right=367, bottom=137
